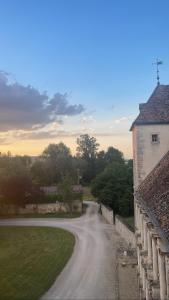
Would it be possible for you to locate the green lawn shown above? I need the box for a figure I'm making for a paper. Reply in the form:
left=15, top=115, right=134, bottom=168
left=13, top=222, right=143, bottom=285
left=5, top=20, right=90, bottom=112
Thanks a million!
left=0, top=211, right=82, bottom=219
left=0, top=226, right=75, bottom=300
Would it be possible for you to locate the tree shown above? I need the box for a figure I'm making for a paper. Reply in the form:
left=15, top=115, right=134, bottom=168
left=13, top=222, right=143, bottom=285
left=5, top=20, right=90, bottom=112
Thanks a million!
left=76, top=134, right=99, bottom=183
left=95, top=150, right=106, bottom=174
left=104, top=146, right=124, bottom=164
left=71, top=156, right=88, bottom=185
left=91, top=161, right=134, bottom=217
left=76, top=134, right=99, bottom=161
left=31, top=160, right=56, bottom=185
left=31, top=142, right=90, bottom=186
left=58, top=178, right=75, bottom=213
left=95, top=147, right=124, bottom=177
left=43, top=143, right=71, bottom=159
left=16, top=155, right=32, bottom=167
left=41, top=143, right=74, bottom=183
left=0, top=157, right=32, bottom=210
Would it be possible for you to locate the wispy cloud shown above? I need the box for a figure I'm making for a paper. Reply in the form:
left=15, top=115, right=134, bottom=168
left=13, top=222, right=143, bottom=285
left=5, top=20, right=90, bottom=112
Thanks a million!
left=114, top=116, right=131, bottom=124
left=80, top=115, right=96, bottom=125
left=0, top=128, right=129, bottom=144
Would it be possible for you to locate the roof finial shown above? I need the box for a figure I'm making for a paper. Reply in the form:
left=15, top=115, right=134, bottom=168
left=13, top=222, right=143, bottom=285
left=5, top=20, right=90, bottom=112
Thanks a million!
left=153, top=58, right=163, bottom=86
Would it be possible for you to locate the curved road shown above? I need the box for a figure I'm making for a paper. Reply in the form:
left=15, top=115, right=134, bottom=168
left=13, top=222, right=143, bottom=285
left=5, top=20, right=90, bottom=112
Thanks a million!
left=0, top=202, right=119, bottom=300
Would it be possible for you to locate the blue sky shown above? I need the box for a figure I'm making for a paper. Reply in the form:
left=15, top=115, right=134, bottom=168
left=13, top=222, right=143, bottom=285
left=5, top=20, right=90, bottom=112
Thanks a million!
left=0, top=0, right=169, bottom=157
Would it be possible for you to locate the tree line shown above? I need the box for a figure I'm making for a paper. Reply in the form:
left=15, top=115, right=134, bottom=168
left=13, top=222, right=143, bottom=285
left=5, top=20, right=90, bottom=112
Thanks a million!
left=0, top=134, right=134, bottom=216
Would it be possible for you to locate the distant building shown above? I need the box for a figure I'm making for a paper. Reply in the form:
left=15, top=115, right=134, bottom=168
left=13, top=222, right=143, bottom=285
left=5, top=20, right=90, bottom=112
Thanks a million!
left=131, top=85, right=169, bottom=300
left=40, top=186, right=58, bottom=195
left=40, top=185, right=83, bottom=195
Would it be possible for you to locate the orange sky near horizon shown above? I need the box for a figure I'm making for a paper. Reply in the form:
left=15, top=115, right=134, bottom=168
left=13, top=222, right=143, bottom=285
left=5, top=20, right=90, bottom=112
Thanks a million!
left=0, top=133, right=133, bottom=159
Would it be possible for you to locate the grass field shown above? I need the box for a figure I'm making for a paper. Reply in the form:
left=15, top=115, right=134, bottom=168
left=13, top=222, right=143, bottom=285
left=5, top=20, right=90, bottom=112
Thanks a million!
left=0, top=226, right=75, bottom=300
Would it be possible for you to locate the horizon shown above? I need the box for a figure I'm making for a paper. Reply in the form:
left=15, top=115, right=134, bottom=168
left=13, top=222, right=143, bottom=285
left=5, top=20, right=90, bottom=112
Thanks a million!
left=0, top=0, right=169, bottom=158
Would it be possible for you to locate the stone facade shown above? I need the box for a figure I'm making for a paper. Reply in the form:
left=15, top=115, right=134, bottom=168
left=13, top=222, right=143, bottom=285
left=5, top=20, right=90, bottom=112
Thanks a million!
left=132, top=124, right=169, bottom=188
left=131, top=85, right=169, bottom=300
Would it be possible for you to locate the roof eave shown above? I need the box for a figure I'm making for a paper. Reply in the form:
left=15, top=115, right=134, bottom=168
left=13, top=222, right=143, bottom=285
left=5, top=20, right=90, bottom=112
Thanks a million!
left=130, top=120, right=169, bottom=131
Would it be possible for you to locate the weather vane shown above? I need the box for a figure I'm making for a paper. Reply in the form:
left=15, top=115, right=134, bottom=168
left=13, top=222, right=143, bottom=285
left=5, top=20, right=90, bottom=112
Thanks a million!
left=152, top=58, right=163, bottom=86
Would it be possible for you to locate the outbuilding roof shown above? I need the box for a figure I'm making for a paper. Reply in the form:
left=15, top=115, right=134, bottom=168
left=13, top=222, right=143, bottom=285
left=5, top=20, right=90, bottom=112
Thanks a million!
left=131, top=85, right=169, bottom=130
left=136, top=150, right=169, bottom=243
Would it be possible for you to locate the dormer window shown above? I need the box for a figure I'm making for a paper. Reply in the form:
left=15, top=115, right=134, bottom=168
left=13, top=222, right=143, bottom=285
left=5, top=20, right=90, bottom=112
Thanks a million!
left=151, top=134, right=159, bottom=144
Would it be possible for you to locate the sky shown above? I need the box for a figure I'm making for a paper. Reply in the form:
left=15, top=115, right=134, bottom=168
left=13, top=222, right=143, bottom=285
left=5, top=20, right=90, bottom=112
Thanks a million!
left=0, top=0, right=169, bottom=158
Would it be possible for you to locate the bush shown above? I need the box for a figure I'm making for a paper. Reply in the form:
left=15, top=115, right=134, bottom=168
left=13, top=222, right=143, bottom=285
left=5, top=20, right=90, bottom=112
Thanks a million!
left=32, top=194, right=63, bottom=204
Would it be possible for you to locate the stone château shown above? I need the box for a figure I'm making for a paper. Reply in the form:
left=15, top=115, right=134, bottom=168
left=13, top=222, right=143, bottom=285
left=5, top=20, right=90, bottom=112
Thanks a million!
left=131, top=85, right=169, bottom=300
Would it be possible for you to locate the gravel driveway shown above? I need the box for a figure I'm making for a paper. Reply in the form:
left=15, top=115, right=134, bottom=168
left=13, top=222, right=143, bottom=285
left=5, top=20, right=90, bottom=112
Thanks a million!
left=0, top=202, right=120, bottom=300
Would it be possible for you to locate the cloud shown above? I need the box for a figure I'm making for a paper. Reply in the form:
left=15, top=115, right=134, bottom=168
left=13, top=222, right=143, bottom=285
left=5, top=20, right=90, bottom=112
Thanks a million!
left=17, top=131, right=61, bottom=140
left=80, top=115, right=96, bottom=125
left=0, top=137, right=10, bottom=144
left=0, top=72, right=84, bottom=131
left=37, top=130, right=127, bottom=139
left=114, top=116, right=131, bottom=124
left=0, top=128, right=129, bottom=145
left=48, top=94, right=84, bottom=116
left=12, top=129, right=94, bottom=140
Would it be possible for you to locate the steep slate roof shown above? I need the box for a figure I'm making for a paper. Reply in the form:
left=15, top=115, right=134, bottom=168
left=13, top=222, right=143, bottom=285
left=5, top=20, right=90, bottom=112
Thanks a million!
left=137, top=151, right=169, bottom=243
left=131, top=85, right=169, bottom=130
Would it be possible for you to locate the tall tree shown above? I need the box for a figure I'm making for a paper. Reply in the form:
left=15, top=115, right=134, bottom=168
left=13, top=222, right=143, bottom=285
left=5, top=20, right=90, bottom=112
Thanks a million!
left=95, top=150, right=106, bottom=174
left=104, top=146, right=124, bottom=164
left=76, top=134, right=99, bottom=183
left=76, top=134, right=99, bottom=161
left=95, top=147, right=124, bottom=176
left=42, top=143, right=71, bottom=160
left=41, top=143, right=74, bottom=183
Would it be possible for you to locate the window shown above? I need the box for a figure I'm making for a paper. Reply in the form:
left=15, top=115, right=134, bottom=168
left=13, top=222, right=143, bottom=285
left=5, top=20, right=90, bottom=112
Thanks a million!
left=151, top=134, right=159, bottom=143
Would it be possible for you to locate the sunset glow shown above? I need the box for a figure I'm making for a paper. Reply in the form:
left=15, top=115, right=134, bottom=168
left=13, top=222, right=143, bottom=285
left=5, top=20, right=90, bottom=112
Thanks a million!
left=0, top=1, right=169, bottom=158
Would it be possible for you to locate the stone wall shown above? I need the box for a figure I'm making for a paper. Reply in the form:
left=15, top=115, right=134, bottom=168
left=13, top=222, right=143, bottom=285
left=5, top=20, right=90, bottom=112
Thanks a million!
left=101, top=204, right=135, bottom=248
left=115, top=216, right=136, bottom=249
left=0, top=200, right=82, bottom=215
left=101, top=204, right=114, bottom=224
